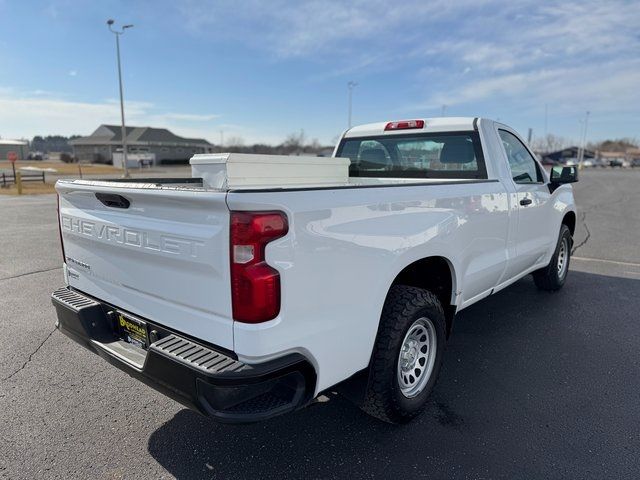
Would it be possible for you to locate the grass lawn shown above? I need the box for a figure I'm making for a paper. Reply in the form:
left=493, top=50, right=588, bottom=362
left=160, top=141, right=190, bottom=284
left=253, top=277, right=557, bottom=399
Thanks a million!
left=0, top=182, right=57, bottom=195
left=0, top=161, right=122, bottom=195
left=0, top=160, right=120, bottom=175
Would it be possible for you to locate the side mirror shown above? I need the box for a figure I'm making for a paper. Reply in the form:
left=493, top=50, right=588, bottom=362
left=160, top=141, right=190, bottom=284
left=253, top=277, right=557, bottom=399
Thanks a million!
left=550, top=165, right=578, bottom=191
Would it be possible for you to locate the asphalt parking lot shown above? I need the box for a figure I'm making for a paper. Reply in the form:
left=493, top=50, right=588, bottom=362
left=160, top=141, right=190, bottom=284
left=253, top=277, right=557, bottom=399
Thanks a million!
left=1, top=169, right=639, bottom=479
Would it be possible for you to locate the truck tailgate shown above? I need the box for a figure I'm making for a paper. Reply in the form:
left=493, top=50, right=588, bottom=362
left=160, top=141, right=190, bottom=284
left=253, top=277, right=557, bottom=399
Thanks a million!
left=56, top=181, right=233, bottom=350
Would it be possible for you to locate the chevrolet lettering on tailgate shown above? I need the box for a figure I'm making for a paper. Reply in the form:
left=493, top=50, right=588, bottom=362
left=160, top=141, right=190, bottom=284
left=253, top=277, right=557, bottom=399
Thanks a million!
left=60, top=215, right=204, bottom=257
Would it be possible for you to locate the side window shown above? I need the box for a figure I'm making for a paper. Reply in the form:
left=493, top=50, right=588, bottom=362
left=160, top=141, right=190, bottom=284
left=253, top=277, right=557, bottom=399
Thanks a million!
left=498, top=130, right=542, bottom=184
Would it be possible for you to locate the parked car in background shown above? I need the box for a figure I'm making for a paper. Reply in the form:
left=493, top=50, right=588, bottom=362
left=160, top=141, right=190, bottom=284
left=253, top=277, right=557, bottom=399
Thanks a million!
left=609, top=158, right=624, bottom=167
left=593, top=158, right=608, bottom=168
left=631, top=158, right=640, bottom=168
left=52, top=117, right=578, bottom=425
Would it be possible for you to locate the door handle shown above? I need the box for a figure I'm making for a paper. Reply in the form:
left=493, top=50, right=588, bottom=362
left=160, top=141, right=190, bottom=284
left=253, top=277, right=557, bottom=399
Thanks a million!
left=95, top=192, right=130, bottom=209
left=519, top=198, right=533, bottom=206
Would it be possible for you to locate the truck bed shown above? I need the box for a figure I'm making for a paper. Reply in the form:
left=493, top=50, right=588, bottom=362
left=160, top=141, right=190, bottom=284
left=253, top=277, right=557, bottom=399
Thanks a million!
left=55, top=173, right=503, bottom=366
left=58, top=175, right=494, bottom=192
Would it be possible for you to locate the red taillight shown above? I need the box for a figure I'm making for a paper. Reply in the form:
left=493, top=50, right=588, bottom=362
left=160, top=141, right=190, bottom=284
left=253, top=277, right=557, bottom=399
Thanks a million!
left=57, top=194, right=66, bottom=263
left=230, top=211, right=288, bottom=323
left=384, top=120, right=425, bottom=131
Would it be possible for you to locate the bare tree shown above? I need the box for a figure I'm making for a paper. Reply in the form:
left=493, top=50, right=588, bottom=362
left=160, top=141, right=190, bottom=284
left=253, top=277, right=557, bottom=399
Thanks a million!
left=588, top=138, right=639, bottom=152
left=283, top=130, right=305, bottom=148
left=282, top=130, right=308, bottom=154
left=531, top=134, right=569, bottom=153
left=225, top=136, right=245, bottom=148
left=309, top=138, right=321, bottom=150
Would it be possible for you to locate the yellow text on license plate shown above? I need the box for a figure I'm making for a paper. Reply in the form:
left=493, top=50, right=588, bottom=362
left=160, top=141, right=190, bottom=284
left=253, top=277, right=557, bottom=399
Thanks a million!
left=118, top=313, right=146, bottom=341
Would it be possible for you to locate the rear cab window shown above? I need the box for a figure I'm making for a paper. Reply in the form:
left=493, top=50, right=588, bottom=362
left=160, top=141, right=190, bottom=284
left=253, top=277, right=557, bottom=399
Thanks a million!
left=337, top=131, right=487, bottom=179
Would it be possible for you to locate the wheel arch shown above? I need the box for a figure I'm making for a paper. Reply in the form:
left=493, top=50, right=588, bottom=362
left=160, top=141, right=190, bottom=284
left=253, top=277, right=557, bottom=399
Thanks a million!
left=335, top=256, right=457, bottom=406
left=562, top=210, right=576, bottom=236
left=388, top=255, right=457, bottom=338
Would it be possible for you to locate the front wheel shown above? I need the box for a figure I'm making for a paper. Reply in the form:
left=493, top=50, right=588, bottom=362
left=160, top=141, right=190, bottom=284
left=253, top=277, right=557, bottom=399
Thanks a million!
left=532, top=224, right=572, bottom=291
left=361, top=285, right=446, bottom=424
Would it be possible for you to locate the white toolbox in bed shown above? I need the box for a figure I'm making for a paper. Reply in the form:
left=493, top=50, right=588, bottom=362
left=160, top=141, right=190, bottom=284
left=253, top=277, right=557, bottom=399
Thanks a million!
left=190, top=153, right=350, bottom=189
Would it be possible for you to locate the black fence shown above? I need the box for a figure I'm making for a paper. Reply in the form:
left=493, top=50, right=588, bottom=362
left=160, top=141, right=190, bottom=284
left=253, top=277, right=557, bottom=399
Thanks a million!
left=1, top=171, right=46, bottom=187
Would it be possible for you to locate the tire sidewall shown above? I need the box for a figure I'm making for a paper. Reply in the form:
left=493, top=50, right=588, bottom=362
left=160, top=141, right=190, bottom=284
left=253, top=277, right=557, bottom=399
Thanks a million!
left=391, top=303, right=446, bottom=415
left=552, top=225, right=572, bottom=286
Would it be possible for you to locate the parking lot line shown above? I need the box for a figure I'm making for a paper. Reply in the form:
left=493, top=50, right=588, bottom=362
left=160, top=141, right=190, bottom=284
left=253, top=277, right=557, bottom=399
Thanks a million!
left=572, top=256, right=640, bottom=268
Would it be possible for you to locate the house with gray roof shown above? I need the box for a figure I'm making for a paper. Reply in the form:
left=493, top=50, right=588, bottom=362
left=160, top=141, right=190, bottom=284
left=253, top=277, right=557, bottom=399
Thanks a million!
left=69, top=125, right=214, bottom=164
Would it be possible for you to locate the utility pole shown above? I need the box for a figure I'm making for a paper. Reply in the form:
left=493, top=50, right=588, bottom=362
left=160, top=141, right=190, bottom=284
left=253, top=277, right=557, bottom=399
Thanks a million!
left=107, top=19, right=134, bottom=178
left=220, top=130, right=224, bottom=151
left=544, top=103, right=548, bottom=137
left=578, top=111, right=590, bottom=169
left=577, top=120, right=584, bottom=167
left=347, top=81, right=357, bottom=128
left=441, top=105, right=447, bottom=117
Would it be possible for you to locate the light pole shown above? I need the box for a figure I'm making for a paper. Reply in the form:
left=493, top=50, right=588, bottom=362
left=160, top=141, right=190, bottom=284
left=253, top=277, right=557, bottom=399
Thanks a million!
left=578, top=111, right=590, bottom=169
left=107, top=19, right=134, bottom=178
left=347, top=81, right=358, bottom=128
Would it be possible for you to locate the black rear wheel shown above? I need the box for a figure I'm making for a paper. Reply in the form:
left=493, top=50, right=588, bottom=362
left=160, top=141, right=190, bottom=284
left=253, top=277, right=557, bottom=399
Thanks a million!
left=361, top=285, right=446, bottom=424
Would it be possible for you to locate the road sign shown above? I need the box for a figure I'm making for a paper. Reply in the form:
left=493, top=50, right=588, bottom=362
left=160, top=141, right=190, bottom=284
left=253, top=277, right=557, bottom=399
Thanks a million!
left=7, top=151, right=18, bottom=178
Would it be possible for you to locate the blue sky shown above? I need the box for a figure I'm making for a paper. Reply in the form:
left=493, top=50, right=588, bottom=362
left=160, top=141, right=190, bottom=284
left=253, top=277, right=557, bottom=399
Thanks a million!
left=0, top=0, right=639, bottom=145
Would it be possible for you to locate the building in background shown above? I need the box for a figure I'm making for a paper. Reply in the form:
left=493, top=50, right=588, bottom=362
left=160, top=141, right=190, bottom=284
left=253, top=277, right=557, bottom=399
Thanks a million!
left=541, top=146, right=596, bottom=165
left=0, top=139, right=29, bottom=160
left=598, top=151, right=627, bottom=167
left=70, top=125, right=214, bottom=165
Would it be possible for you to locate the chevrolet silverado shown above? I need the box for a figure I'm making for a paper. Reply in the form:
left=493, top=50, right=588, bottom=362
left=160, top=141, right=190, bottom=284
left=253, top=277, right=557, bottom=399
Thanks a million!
left=52, top=117, right=578, bottom=424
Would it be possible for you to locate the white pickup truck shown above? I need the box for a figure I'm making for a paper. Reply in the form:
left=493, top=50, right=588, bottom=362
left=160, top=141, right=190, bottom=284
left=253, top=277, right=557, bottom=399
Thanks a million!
left=52, top=117, right=578, bottom=424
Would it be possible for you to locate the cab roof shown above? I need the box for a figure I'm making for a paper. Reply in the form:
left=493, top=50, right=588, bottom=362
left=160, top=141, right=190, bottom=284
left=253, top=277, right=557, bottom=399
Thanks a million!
left=344, top=117, right=479, bottom=138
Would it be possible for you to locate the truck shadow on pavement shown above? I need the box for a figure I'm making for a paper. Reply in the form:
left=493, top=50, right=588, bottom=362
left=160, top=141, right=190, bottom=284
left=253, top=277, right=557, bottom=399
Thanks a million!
left=147, top=270, right=640, bottom=479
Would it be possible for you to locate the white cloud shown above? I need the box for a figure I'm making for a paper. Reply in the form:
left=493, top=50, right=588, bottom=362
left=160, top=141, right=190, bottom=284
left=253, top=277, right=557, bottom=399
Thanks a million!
left=418, top=60, right=640, bottom=109
left=68, top=70, right=77, bottom=77
left=3, top=0, right=639, bottom=143
left=177, top=0, right=485, bottom=58
left=0, top=91, right=221, bottom=141
left=175, top=0, right=640, bottom=127
left=393, top=0, right=640, bottom=131
left=152, top=112, right=220, bottom=122
left=0, top=90, right=290, bottom=144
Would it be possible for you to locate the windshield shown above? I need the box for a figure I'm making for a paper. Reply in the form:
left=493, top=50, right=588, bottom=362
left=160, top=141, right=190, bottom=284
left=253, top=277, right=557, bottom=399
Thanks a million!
left=337, top=131, right=487, bottom=179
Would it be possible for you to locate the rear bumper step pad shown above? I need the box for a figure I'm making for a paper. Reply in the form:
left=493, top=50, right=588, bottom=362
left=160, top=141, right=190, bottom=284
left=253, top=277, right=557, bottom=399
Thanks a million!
left=51, top=287, right=316, bottom=423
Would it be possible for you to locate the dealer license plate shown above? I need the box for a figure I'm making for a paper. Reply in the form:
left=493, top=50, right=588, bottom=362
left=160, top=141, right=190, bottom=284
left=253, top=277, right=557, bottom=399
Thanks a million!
left=115, top=312, right=148, bottom=349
